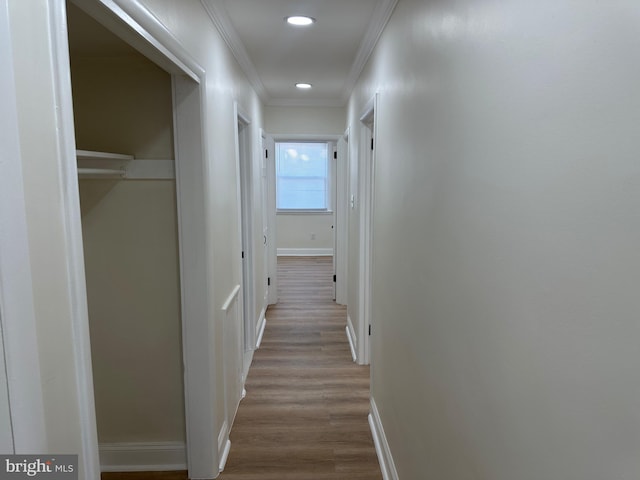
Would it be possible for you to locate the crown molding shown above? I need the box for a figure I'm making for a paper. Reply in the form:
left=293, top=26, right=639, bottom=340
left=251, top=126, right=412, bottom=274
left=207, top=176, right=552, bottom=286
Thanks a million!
left=267, top=97, right=346, bottom=108
left=200, top=0, right=268, bottom=101
left=201, top=0, right=397, bottom=107
left=341, top=0, right=398, bottom=103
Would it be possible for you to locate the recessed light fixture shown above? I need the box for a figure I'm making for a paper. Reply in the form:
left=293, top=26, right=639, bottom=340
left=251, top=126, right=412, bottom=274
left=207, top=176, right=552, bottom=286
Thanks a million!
left=286, top=15, right=315, bottom=26
left=295, top=83, right=312, bottom=89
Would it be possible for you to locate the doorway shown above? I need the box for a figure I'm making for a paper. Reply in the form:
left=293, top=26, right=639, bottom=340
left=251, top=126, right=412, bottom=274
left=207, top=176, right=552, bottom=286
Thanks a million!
left=358, top=94, right=378, bottom=366
left=267, top=132, right=347, bottom=309
left=236, top=105, right=255, bottom=376
left=335, top=129, right=349, bottom=306
left=263, top=132, right=278, bottom=308
left=59, top=1, right=218, bottom=477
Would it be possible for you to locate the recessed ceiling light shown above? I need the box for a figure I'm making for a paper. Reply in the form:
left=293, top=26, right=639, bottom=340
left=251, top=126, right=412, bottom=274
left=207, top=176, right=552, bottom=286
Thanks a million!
left=295, top=83, right=312, bottom=89
left=286, top=16, right=315, bottom=26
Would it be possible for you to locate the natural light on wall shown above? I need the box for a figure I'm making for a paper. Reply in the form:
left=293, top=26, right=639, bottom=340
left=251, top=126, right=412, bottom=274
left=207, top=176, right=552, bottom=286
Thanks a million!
left=276, top=142, right=329, bottom=211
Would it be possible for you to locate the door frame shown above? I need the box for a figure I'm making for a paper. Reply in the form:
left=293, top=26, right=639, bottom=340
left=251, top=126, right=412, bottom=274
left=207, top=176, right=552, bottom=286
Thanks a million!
left=172, top=75, right=218, bottom=478
left=358, top=94, right=378, bottom=366
left=52, top=1, right=219, bottom=477
left=234, top=101, right=255, bottom=377
left=263, top=131, right=278, bottom=306
left=268, top=134, right=342, bottom=303
left=332, top=143, right=338, bottom=301
left=335, top=128, right=350, bottom=305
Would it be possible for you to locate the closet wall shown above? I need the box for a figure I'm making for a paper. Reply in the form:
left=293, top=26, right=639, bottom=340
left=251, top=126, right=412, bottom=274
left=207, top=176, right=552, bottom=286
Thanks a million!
left=68, top=4, right=184, bottom=445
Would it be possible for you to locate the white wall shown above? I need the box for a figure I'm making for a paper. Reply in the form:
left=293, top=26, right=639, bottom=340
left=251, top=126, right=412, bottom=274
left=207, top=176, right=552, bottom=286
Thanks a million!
left=71, top=58, right=174, bottom=159
left=0, top=0, right=45, bottom=452
left=80, top=181, right=183, bottom=443
left=265, top=105, right=345, bottom=136
left=348, top=0, right=640, bottom=479
left=265, top=106, right=345, bottom=253
left=276, top=213, right=334, bottom=252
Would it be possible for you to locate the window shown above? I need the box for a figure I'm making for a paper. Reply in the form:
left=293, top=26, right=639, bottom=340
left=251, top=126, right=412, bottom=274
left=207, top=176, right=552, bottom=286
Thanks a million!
left=276, top=142, right=330, bottom=211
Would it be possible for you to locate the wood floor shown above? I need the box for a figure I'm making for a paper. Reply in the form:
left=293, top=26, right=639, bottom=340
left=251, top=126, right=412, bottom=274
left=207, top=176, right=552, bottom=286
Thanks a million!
left=102, top=256, right=380, bottom=480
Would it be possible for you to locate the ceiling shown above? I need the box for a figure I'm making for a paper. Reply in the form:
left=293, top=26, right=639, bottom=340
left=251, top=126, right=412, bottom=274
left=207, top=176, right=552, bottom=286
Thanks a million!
left=67, top=0, right=397, bottom=107
left=201, top=0, right=397, bottom=107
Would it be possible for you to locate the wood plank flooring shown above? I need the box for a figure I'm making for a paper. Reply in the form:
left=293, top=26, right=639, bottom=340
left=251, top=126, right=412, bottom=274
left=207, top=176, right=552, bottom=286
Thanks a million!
left=102, top=256, right=380, bottom=480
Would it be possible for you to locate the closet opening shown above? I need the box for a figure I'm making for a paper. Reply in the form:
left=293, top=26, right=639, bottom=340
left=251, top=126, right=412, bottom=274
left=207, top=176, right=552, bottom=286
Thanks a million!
left=67, top=0, right=185, bottom=470
left=64, top=2, right=217, bottom=477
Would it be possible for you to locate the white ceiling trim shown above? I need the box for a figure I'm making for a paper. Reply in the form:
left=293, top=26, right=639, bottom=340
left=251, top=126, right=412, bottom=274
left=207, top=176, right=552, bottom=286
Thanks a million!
left=266, top=97, right=346, bottom=108
left=200, top=0, right=398, bottom=108
left=200, top=0, right=268, bottom=101
left=340, top=0, right=398, bottom=104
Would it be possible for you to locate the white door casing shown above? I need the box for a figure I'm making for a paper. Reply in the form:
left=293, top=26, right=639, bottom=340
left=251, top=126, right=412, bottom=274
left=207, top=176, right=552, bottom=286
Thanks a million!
left=235, top=102, right=255, bottom=377
left=172, top=74, right=220, bottom=477
left=335, top=129, right=349, bottom=306
left=358, top=94, right=378, bottom=366
left=47, top=2, right=100, bottom=474
left=332, top=143, right=338, bottom=301
left=264, top=132, right=278, bottom=306
left=56, top=0, right=220, bottom=477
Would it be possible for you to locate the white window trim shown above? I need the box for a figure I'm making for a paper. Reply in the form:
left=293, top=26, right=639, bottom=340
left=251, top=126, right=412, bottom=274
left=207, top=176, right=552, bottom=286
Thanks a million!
left=277, top=209, right=334, bottom=215
left=273, top=135, right=339, bottom=214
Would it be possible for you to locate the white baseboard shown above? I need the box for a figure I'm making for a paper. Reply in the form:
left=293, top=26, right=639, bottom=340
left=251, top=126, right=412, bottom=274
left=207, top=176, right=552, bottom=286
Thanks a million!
left=345, top=326, right=356, bottom=362
left=216, top=418, right=231, bottom=473
left=346, top=315, right=358, bottom=362
left=256, top=309, right=267, bottom=348
left=218, top=420, right=228, bottom=455
left=99, top=442, right=186, bottom=472
left=242, top=348, right=254, bottom=385
left=218, top=439, right=231, bottom=473
left=369, top=398, right=399, bottom=480
left=277, top=248, right=333, bottom=256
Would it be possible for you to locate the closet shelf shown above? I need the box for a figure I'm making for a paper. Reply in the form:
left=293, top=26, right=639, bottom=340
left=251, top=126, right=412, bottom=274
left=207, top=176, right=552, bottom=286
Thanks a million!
left=76, top=150, right=176, bottom=179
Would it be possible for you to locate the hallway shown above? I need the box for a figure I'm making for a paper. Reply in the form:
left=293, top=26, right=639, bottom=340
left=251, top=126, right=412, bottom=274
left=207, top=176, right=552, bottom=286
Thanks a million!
left=101, top=256, right=380, bottom=480
left=219, top=256, right=380, bottom=479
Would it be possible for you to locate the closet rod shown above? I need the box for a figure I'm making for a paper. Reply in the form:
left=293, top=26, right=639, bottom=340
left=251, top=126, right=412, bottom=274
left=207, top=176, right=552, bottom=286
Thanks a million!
left=76, top=150, right=134, bottom=162
left=77, top=168, right=125, bottom=178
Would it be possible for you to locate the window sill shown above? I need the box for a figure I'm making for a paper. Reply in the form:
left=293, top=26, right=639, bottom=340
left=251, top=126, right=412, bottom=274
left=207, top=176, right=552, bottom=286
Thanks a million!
left=277, top=210, right=334, bottom=215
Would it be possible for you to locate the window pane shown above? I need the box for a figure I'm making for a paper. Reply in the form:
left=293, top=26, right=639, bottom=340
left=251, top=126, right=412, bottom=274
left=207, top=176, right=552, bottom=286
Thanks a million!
left=276, top=142, right=328, bottom=210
